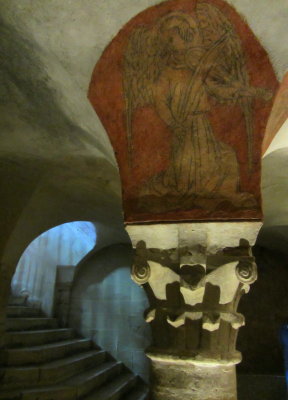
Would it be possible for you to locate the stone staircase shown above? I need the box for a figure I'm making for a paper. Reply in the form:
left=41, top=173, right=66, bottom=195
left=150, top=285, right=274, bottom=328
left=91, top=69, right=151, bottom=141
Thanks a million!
left=0, top=297, right=149, bottom=400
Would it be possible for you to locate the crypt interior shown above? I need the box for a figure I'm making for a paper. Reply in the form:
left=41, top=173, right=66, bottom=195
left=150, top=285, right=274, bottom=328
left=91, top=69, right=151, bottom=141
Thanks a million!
left=0, top=0, right=288, bottom=399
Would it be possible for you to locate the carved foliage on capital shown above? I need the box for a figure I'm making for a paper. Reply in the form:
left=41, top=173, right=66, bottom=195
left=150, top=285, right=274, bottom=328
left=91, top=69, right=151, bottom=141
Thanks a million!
left=130, top=236, right=257, bottom=361
left=131, top=239, right=257, bottom=305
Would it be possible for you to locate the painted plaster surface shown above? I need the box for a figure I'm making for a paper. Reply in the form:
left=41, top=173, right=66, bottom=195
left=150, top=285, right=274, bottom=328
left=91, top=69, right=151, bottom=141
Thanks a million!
left=0, top=0, right=286, bottom=275
left=0, top=0, right=286, bottom=264
left=89, top=0, right=278, bottom=222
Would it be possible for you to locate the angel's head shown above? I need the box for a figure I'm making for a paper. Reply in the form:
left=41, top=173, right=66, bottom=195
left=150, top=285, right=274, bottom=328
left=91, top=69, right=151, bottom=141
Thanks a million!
left=158, top=13, right=201, bottom=52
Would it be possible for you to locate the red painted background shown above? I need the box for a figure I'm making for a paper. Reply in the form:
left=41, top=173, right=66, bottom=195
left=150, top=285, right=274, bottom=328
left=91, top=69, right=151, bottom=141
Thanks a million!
left=88, top=0, right=278, bottom=223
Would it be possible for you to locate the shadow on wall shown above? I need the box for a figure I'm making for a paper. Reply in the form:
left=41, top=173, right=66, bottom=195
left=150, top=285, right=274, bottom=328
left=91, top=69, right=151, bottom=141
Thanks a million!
left=11, top=221, right=97, bottom=316
left=69, top=243, right=151, bottom=383
left=238, top=235, right=288, bottom=375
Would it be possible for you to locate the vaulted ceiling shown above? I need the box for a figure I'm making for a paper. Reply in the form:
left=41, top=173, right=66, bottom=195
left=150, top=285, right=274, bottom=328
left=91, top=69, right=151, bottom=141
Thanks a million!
left=0, top=0, right=287, bottom=270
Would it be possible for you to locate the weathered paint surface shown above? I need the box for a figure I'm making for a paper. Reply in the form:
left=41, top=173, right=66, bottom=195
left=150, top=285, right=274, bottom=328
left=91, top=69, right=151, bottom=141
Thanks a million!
left=89, top=0, right=278, bottom=223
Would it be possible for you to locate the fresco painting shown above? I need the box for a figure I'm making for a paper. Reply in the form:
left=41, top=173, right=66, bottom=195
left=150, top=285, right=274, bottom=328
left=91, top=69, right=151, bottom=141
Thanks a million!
left=89, top=0, right=279, bottom=223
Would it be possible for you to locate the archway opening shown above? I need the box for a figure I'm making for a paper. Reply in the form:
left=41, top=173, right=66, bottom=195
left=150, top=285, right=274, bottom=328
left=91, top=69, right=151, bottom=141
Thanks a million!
left=11, top=221, right=97, bottom=316
left=9, top=220, right=151, bottom=382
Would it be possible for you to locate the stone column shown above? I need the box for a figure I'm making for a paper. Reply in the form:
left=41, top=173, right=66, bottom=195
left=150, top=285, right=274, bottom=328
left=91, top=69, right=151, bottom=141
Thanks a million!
left=126, top=222, right=261, bottom=400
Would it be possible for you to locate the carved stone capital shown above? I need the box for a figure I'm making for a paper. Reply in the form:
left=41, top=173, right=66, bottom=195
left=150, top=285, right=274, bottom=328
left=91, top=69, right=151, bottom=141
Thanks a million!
left=126, top=222, right=261, bottom=364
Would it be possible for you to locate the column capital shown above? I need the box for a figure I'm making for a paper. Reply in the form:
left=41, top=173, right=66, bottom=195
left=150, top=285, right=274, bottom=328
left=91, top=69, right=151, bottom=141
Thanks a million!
left=126, top=221, right=261, bottom=363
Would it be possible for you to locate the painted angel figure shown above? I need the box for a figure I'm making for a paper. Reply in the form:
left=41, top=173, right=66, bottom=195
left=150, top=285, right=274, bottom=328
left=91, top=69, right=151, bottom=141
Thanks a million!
left=123, top=3, right=272, bottom=211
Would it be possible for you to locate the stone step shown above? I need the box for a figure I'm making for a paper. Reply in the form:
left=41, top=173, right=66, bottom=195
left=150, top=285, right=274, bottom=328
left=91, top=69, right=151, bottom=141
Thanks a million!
left=6, top=306, right=42, bottom=318
left=6, top=328, right=74, bottom=347
left=22, top=385, right=77, bottom=400
left=8, top=296, right=28, bottom=306
left=11, top=384, right=77, bottom=400
left=0, top=362, right=122, bottom=400
left=5, top=339, right=92, bottom=366
left=40, top=349, right=107, bottom=385
left=0, top=365, right=39, bottom=391
left=123, top=383, right=150, bottom=400
left=6, top=318, right=58, bottom=332
left=0, top=390, right=22, bottom=399
left=64, top=361, right=123, bottom=398
left=1, top=350, right=106, bottom=389
left=84, top=372, right=137, bottom=400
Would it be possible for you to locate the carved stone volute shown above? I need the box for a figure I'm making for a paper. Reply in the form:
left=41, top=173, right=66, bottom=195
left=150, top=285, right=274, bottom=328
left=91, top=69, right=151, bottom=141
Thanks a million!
left=131, top=241, right=151, bottom=285
left=126, top=222, right=261, bottom=400
left=127, top=222, right=261, bottom=363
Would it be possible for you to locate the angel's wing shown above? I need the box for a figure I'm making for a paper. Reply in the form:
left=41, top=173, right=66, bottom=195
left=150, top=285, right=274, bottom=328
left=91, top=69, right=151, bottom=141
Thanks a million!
left=196, top=2, right=254, bottom=170
left=196, top=2, right=249, bottom=86
left=123, top=26, right=160, bottom=167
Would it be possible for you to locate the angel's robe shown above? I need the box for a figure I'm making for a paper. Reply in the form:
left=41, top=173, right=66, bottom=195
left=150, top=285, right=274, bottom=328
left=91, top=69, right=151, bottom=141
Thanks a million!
left=145, top=48, right=253, bottom=206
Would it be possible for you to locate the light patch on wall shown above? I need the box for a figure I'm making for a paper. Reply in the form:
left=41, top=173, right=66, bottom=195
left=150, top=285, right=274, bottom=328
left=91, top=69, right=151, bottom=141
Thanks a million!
left=69, top=244, right=151, bottom=382
left=78, top=266, right=151, bottom=382
left=263, top=119, right=288, bottom=158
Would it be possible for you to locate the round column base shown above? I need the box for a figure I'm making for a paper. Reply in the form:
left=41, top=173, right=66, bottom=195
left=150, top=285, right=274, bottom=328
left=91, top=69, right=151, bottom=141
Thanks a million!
left=149, top=355, right=237, bottom=400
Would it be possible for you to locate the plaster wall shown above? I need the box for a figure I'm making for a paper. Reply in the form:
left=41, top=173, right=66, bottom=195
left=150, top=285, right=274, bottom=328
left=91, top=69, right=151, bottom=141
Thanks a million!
left=1, top=0, right=286, bottom=92
left=69, top=243, right=151, bottom=382
left=0, top=1, right=287, bottom=269
left=12, top=222, right=96, bottom=316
